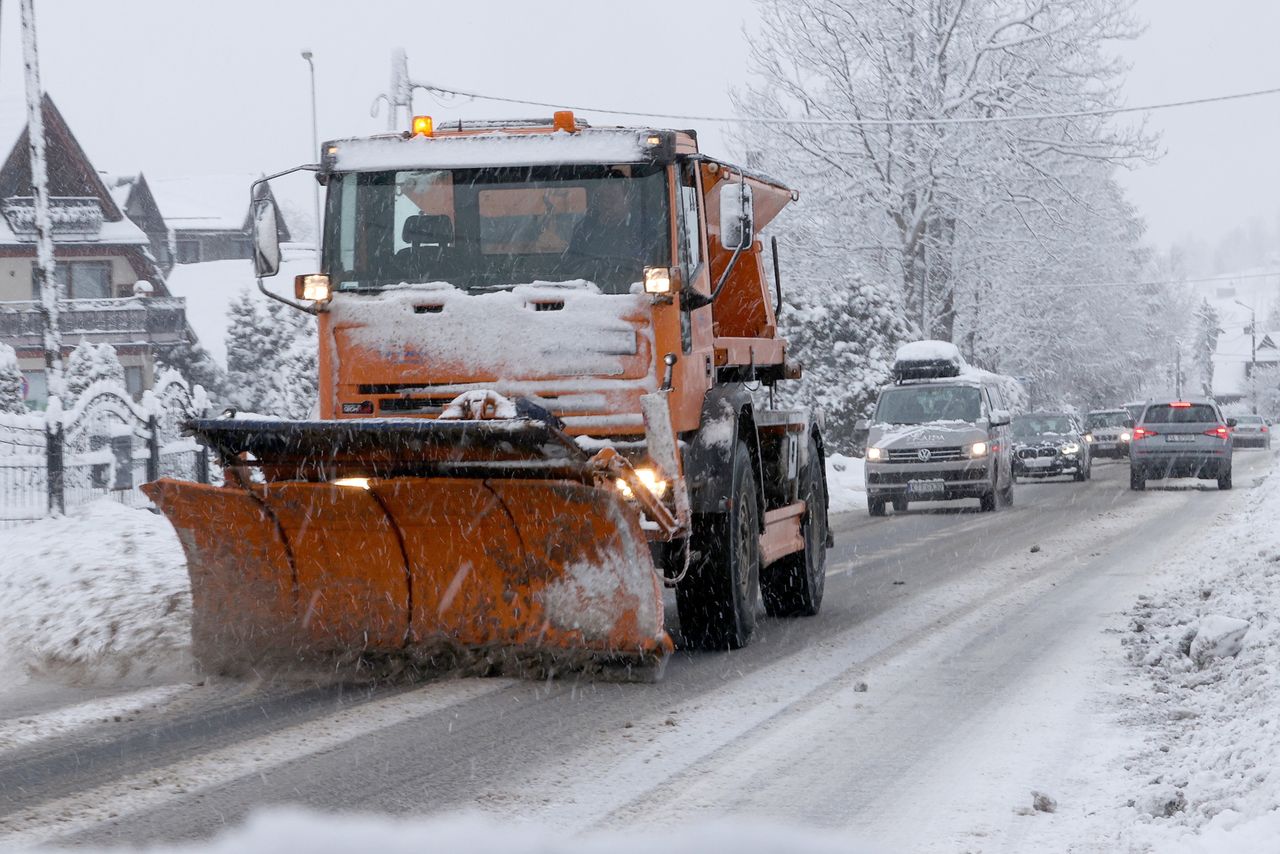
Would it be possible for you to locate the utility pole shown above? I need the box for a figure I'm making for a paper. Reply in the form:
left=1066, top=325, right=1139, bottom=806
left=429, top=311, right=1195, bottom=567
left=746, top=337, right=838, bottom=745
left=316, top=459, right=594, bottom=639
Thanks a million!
left=21, top=0, right=63, bottom=515
left=300, top=49, right=321, bottom=264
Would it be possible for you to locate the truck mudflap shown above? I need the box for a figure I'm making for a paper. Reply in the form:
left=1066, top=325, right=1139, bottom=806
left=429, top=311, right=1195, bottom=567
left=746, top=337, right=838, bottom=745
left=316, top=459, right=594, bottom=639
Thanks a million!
left=142, top=417, right=674, bottom=681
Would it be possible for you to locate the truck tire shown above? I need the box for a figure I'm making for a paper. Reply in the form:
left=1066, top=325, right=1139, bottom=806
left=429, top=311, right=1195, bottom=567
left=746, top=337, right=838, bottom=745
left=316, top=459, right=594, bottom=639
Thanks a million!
left=891, top=496, right=909, bottom=513
left=867, top=496, right=887, bottom=517
left=676, top=441, right=760, bottom=650
left=762, top=436, right=828, bottom=618
left=979, top=490, right=997, bottom=512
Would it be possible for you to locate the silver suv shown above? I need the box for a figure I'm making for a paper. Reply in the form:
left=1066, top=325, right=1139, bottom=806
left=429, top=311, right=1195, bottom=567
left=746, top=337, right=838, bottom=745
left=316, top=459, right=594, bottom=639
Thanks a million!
left=1130, top=399, right=1235, bottom=490
left=861, top=354, right=1015, bottom=515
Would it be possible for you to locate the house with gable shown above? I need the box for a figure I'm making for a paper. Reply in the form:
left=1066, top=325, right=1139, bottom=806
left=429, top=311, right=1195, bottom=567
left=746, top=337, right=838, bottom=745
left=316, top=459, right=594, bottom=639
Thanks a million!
left=0, top=95, right=195, bottom=407
left=149, top=174, right=290, bottom=264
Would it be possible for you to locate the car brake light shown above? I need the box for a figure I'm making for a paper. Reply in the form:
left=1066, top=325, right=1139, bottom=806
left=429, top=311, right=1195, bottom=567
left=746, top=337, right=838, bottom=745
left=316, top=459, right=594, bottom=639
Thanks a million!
left=1263, top=426, right=1270, bottom=433
left=1132, top=426, right=1158, bottom=440
left=1170, top=401, right=1192, bottom=408
left=1203, top=425, right=1230, bottom=440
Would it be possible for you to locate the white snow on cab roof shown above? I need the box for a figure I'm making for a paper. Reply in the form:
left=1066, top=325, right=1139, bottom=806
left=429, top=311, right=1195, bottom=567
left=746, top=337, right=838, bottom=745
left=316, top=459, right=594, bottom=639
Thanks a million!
left=328, top=129, right=651, bottom=172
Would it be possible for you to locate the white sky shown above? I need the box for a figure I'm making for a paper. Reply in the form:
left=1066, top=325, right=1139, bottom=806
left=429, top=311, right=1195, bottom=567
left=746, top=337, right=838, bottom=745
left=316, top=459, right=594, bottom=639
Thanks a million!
left=0, top=0, right=1274, bottom=252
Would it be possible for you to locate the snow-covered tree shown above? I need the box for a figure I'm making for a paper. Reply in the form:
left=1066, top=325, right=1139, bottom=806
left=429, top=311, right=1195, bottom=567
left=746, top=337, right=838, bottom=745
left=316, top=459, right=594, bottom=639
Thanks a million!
left=1193, top=300, right=1222, bottom=398
left=63, top=340, right=125, bottom=401
left=0, top=343, right=26, bottom=414
left=155, top=340, right=228, bottom=407
left=224, top=289, right=318, bottom=416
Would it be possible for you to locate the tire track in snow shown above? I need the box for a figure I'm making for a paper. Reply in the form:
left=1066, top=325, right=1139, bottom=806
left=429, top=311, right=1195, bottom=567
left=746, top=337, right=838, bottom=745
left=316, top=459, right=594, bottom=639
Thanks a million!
left=0, top=679, right=512, bottom=849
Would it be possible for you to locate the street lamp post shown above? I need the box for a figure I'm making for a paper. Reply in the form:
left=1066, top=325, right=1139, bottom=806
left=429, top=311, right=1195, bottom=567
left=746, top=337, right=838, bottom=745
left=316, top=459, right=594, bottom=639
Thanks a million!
left=1235, top=300, right=1257, bottom=414
left=301, top=49, right=321, bottom=264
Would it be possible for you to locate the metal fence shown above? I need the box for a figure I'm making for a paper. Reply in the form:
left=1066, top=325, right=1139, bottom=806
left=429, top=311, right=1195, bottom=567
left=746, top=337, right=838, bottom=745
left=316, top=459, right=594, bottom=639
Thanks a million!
left=0, top=372, right=214, bottom=527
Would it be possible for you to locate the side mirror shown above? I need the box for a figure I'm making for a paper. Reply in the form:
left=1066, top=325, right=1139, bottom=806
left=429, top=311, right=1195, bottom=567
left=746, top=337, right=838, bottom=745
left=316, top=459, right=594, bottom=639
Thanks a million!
left=989, top=409, right=1011, bottom=427
left=718, top=179, right=754, bottom=252
left=252, top=196, right=282, bottom=278
left=854, top=419, right=870, bottom=433
left=1227, top=417, right=1239, bottom=428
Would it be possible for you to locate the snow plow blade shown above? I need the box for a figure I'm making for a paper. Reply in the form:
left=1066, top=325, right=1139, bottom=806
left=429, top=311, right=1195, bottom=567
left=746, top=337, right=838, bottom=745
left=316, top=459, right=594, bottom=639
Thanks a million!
left=142, top=419, right=672, bottom=681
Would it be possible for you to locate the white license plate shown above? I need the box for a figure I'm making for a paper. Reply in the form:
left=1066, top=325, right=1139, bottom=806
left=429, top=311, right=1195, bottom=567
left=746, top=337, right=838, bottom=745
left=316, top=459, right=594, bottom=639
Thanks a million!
left=1166, top=435, right=1196, bottom=443
left=1024, top=458, right=1052, bottom=468
left=908, top=479, right=945, bottom=496
left=1095, top=442, right=1115, bottom=450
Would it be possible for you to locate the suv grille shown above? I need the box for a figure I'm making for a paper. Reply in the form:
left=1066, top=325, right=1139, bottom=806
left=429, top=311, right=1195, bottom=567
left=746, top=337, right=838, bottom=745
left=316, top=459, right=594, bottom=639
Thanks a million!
left=886, top=446, right=965, bottom=463
left=1017, top=447, right=1058, bottom=460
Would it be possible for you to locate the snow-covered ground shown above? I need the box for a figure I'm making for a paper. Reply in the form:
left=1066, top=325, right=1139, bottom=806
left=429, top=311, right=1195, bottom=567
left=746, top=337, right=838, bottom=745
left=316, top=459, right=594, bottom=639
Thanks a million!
left=824, top=453, right=866, bottom=513
left=2, top=458, right=1279, bottom=853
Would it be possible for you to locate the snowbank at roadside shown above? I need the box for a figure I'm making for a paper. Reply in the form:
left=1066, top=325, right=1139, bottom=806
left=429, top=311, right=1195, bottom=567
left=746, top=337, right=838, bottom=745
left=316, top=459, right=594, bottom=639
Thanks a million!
left=0, top=500, right=192, bottom=685
left=1114, top=459, right=1280, bottom=852
left=825, top=453, right=866, bottom=514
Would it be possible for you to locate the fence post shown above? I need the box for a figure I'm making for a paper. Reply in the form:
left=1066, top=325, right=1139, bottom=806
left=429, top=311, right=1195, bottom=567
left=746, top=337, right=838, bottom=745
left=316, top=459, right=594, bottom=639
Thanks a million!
left=146, top=414, right=160, bottom=483
left=46, top=420, right=64, bottom=515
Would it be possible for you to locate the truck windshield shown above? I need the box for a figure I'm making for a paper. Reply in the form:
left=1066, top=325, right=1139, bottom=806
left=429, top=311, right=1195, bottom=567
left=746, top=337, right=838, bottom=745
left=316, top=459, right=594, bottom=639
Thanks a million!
left=323, top=163, right=670, bottom=294
left=875, top=386, right=982, bottom=425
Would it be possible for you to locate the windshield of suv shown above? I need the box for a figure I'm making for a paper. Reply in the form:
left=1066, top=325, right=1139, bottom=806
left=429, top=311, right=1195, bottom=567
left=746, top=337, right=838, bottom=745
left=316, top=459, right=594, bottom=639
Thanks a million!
left=1013, top=415, right=1075, bottom=437
left=1086, top=412, right=1130, bottom=429
left=874, top=385, right=982, bottom=425
left=1142, top=404, right=1219, bottom=424
left=323, top=163, right=670, bottom=294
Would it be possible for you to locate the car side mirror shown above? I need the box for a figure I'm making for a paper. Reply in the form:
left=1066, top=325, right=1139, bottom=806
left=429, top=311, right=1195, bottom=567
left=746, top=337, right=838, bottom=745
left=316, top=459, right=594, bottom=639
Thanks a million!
left=1227, top=417, right=1238, bottom=428
left=854, top=419, right=870, bottom=433
left=718, top=179, right=753, bottom=252
left=251, top=195, right=282, bottom=278
left=989, top=409, right=1011, bottom=427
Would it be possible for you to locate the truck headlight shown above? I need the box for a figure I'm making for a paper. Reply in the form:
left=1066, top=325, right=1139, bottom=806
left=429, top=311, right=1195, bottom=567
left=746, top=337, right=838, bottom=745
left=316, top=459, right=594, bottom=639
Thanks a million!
left=296, top=273, right=331, bottom=302
left=643, top=266, right=673, bottom=295
left=967, top=441, right=988, bottom=458
left=866, top=447, right=885, bottom=461
left=616, top=466, right=668, bottom=499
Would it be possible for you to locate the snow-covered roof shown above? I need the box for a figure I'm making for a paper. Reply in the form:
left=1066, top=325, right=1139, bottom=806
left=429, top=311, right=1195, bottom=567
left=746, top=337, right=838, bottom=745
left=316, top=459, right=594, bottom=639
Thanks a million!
left=148, top=174, right=258, bottom=232
left=162, top=245, right=317, bottom=366
left=326, top=129, right=654, bottom=173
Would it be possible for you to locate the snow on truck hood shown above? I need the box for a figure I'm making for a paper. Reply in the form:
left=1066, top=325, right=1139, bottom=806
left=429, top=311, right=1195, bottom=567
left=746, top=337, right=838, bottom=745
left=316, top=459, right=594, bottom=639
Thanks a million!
left=326, top=281, right=655, bottom=383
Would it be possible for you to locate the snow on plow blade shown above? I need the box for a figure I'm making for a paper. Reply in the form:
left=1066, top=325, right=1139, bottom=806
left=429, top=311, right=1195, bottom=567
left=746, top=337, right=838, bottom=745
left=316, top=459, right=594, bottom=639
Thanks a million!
left=142, top=419, right=672, bottom=680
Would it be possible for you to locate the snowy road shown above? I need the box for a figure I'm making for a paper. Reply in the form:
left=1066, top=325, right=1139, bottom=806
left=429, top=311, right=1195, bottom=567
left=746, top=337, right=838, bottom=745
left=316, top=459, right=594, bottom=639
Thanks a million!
left=0, top=452, right=1272, bottom=851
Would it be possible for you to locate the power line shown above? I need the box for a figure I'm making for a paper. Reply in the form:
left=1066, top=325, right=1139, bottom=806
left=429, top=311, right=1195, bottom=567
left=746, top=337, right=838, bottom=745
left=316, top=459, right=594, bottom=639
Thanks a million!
left=416, top=80, right=1280, bottom=128
left=792, top=269, right=1280, bottom=292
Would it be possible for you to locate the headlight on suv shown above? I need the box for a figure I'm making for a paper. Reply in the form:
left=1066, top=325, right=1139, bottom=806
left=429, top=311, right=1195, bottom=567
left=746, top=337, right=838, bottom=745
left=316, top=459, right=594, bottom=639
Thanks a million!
left=966, top=441, right=989, bottom=458
left=1060, top=442, right=1080, bottom=455
left=1120, top=432, right=1131, bottom=442
left=866, top=447, right=886, bottom=462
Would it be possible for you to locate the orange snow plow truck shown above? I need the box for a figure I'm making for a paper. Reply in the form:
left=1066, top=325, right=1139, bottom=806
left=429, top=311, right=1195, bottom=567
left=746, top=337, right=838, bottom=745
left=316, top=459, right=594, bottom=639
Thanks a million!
left=143, top=112, right=829, bottom=680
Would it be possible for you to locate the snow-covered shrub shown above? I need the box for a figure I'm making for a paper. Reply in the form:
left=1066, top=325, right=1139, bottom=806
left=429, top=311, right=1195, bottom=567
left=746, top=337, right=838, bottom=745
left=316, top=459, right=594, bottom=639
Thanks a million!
left=64, top=340, right=125, bottom=401
left=0, top=342, right=26, bottom=414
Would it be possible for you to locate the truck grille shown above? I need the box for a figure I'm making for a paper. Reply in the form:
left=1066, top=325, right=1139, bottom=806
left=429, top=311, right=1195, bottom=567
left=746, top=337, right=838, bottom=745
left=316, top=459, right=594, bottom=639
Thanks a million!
left=885, top=446, right=965, bottom=463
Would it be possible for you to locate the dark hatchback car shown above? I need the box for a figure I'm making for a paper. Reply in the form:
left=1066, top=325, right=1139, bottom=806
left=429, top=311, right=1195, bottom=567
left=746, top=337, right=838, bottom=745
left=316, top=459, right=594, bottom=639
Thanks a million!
left=1011, top=412, right=1092, bottom=481
left=1130, top=399, right=1235, bottom=490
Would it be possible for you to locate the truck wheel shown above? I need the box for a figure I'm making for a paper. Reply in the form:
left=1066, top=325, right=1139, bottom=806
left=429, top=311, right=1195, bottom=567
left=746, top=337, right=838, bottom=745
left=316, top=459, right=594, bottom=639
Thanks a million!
left=979, top=490, right=997, bottom=512
left=762, top=436, right=828, bottom=618
left=891, top=496, right=909, bottom=513
left=867, top=496, right=887, bottom=517
left=676, top=441, right=760, bottom=650
left=1130, top=466, right=1146, bottom=491
left=1218, top=466, right=1233, bottom=490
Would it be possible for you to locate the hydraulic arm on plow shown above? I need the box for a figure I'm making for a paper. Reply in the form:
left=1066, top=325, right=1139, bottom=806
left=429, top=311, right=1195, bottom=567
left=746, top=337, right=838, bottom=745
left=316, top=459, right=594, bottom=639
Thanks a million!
left=144, top=112, right=830, bottom=680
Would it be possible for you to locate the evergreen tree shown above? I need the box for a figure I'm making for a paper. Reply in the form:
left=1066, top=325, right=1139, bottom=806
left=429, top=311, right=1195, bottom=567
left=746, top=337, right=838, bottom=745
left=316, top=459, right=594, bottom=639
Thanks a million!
left=224, top=289, right=281, bottom=412
left=64, top=340, right=126, bottom=401
left=0, top=343, right=26, bottom=414
left=779, top=271, right=911, bottom=453
left=1193, top=299, right=1222, bottom=398
left=155, top=340, right=228, bottom=407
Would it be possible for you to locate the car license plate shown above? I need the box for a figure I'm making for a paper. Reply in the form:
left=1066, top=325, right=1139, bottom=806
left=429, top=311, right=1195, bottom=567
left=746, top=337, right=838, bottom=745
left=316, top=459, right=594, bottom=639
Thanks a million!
left=1096, top=442, right=1114, bottom=450
left=1166, top=435, right=1195, bottom=443
left=1024, top=457, right=1052, bottom=468
left=907, top=479, right=945, bottom=496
